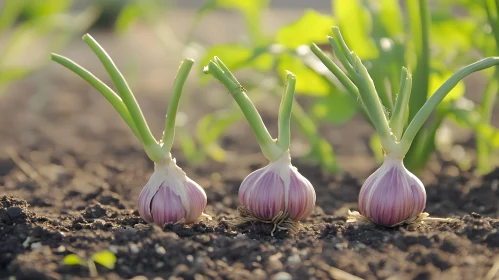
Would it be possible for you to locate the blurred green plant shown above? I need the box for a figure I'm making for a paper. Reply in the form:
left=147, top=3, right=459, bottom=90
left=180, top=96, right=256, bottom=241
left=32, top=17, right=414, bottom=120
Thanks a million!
left=0, top=0, right=99, bottom=95
left=107, top=0, right=499, bottom=174
left=64, top=250, right=117, bottom=277
left=195, top=2, right=342, bottom=172
left=196, top=0, right=499, bottom=174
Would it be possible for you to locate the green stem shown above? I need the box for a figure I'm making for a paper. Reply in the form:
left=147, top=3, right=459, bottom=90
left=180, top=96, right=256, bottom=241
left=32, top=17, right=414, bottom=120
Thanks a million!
left=332, top=26, right=397, bottom=112
left=205, top=58, right=283, bottom=161
left=271, top=88, right=340, bottom=172
left=310, top=43, right=372, bottom=125
left=82, top=34, right=164, bottom=162
left=351, top=54, right=395, bottom=151
left=408, top=0, right=431, bottom=121
left=277, top=72, right=296, bottom=151
left=309, top=43, right=359, bottom=100
left=407, top=0, right=431, bottom=122
left=389, top=67, right=412, bottom=140
left=161, top=59, right=194, bottom=153
left=331, top=26, right=354, bottom=65
left=400, top=57, right=499, bottom=155
left=327, top=36, right=357, bottom=79
left=50, top=53, right=141, bottom=140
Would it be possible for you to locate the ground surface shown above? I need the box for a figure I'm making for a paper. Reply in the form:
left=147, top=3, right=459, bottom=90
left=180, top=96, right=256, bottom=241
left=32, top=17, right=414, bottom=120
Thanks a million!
left=2, top=72, right=499, bottom=280
left=2, top=10, right=499, bottom=280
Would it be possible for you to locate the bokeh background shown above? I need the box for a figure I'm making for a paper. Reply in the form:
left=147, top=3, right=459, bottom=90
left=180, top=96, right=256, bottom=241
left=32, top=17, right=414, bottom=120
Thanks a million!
left=1, top=0, right=498, bottom=178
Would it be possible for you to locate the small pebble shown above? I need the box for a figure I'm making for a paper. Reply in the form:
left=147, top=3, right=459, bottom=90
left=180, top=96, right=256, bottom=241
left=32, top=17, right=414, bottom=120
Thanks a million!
left=31, top=242, right=42, bottom=249
left=272, top=272, right=292, bottom=280
left=287, top=254, right=301, bottom=266
left=56, top=245, right=66, bottom=253
left=129, top=243, right=139, bottom=254
left=155, top=246, right=166, bottom=255
left=22, top=237, right=32, bottom=248
left=108, top=245, right=119, bottom=254
left=187, top=255, right=194, bottom=262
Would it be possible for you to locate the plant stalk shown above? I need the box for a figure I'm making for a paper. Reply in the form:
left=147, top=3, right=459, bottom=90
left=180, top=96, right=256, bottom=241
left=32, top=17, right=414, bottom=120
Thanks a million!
left=82, top=34, right=165, bottom=162
left=205, top=58, right=284, bottom=161
left=400, top=57, right=499, bottom=156
left=389, top=67, right=413, bottom=140
left=161, top=59, right=194, bottom=153
left=50, top=54, right=141, bottom=140
left=277, top=72, right=296, bottom=151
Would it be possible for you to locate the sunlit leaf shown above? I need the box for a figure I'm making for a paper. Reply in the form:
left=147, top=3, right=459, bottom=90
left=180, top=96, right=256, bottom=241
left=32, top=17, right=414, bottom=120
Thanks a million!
left=115, top=2, right=141, bottom=34
left=334, top=0, right=378, bottom=59
left=0, top=0, right=24, bottom=32
left=199, top=0, right=268, bottom=14
left=64, top=254, right=85, bottom=266
left=179, top=133, right=200, bottom=163
left=278, top=53, right=330, bottom=96
left=205, top=143, right=228, bottom=162
left=311, top=91, right=357, bottom=125
left=200, top=44, right=273, bottom=83
left=197, top=0, right=269, bottom=42
left=276, top=10, right=335, bottom=49
left=379, top=0, right=403, bottom=36
left=0, top=67, right=31, bottom=85
left=431, top=19, right=475, bottom=58
left=311, top=138, right=339, bottom=173
left=427, top=71, right=465, bottom=102
left=23, top=0, right=70, bottom=18
left=92, top=250, right=117, bottom=269
left=477, top=124, right=499, bottom=148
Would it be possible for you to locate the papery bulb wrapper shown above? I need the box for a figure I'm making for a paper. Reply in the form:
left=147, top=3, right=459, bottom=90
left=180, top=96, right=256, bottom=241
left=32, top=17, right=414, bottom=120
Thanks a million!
left=358, top=157, right=426, bottom=227
left=238, top=152, right=316, bottom=221
left=138, top=157, right=207, bottom=225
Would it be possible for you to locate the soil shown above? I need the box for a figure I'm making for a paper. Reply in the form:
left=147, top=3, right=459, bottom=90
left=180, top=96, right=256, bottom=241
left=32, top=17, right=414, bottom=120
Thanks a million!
left=1, top=27, right=499, bottom=280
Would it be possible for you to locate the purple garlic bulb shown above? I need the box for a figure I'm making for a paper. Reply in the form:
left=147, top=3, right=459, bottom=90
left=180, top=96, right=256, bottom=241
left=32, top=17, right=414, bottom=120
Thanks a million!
left=238, top=152, right=316, bottom=221
left=358, top=157, right=426, bottom=226
left=138, top=156, right=207, bottom=225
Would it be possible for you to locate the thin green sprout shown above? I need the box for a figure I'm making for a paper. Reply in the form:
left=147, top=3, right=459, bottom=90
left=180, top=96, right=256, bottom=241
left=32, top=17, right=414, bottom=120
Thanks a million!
left=315, top=26, right=499, bottom=161
left=350, top=53, right=394, bottom=151
left=389, top=67, right=412, bottom=141
left=50, top=54, right=140, bottom=140
left=161, top=59, right=194, bottom=153
left=82, top=34, right=162, bottom=160
left=399, top=57, right=499, bottom=156
left=52, top=34, right=194, bottom=162
left=309, top=43, right=359, bottom=100
left=205, top=57, right=293, bottom=162
left=277, top=72, right=296, bottom=151
left=214, top=57, right=240, bottom=87
left=331, top=26, right=355, bottom=65
left=327, top=36, right=357, bottom=79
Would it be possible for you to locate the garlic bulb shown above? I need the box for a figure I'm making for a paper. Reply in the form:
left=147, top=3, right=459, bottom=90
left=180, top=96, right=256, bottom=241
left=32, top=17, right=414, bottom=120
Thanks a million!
left=358, top=157, right=426, bottom=226
left=238, top=152, right=316, bottom=221
left=138, top=156, right=207, bottom=225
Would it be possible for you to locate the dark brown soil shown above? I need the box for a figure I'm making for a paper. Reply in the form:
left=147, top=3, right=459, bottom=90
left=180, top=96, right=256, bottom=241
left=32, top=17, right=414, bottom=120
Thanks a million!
left=1, top=37, right=499, bottom=280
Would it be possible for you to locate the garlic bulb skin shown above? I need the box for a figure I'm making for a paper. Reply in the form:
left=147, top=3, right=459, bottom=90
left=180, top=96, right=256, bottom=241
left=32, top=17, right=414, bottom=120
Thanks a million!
left=238, top=152, right=316, bottom=221
left=358, top=157, right=426, bottom=226
left=138, top=156, right=207, bottom=225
